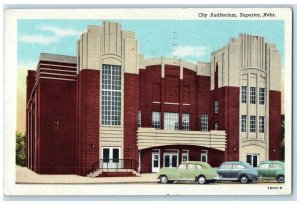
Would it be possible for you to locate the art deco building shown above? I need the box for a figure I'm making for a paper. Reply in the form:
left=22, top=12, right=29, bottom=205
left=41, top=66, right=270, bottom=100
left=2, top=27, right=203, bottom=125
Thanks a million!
left=26, top=21, right=282, bottom=176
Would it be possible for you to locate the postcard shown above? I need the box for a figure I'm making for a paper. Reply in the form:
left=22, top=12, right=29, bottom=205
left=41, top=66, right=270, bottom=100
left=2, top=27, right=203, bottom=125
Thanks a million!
left=4, top=7, right=292, bottom=195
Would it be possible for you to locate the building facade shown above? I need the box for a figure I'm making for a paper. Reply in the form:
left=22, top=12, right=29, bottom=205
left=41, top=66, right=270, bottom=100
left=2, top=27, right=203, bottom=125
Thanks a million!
left=26, top=21, right=282, bottom=176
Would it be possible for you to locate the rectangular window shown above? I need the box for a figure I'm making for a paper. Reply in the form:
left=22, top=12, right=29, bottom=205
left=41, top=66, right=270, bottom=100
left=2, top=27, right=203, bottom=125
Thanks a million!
left=246, top=154, right=259, bottom=167
left=250, top=87, right=256, bottom=104
left=259, top=116, right=265, bottom=133
left=259, top=88, right=265, bottom=105
left=201, top=114, right=208, bottom=131
left=101, top=64, right=121, bottom=126
left=241, top=86, right=247, bottom=103
left=201, top=150, right=208, bottom=162
left=241, top=115, right=247, bottom=132
left=182, top=113, right=190, bottom=131
left=182, top=150, right=189, bottom=162
left=215, top=101, right=219, bottom=113
left=152, top=112, right=161, bottom=129
left=250, top=116, right=256, bottom=132
left=215, top=123, right=218, bottom=130
left=164, top=112, right=179, bottom=130
left=138, top=110, right=141, bottom=127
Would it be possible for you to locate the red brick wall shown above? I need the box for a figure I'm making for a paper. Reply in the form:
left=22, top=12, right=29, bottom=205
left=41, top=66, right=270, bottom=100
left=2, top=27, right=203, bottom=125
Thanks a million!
left=124, top=73, right=139, bottom=165
left=38, top=78, right=76, bottom=174
left=211, top=86, right=240, bottom=161
left=25, top=70, right=36, bottom=168
left=196, top=75, right=211, bottom=131
left=269, top=90, right=282, bottom=160
left=76, top=69, right=100, bottom=176
left=141, top=145, right=224, bottom=173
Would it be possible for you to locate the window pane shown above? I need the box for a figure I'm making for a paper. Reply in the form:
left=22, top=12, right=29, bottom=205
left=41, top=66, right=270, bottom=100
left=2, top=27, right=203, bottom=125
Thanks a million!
left=113, top=149, right=119, bottom=163
left=259, top=88, right=265, bottom=105
left=152, top=112, right=161, bottom=129
left=250, top=87, right=256, bottom=104
left=164, top=112, right=179, bottom=130
left=101, top=65, right=122, bottom=126
left=241, top=115, right=247, bottom=132
left=201, top=114, right=208, bottom=131
left=241, top=86, right=247, bottom=103
left=250, top=116, right=256, bottom=132
left=259, top=116, right=265, bottom=133
left=182, top=113, right=190, bottom=131
left=103, top=148, right=110, bottom=163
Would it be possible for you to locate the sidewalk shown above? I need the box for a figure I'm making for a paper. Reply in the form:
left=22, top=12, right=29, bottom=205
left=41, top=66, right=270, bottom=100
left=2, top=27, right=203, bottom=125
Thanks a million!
left=16, top=166, right=158, bottom=184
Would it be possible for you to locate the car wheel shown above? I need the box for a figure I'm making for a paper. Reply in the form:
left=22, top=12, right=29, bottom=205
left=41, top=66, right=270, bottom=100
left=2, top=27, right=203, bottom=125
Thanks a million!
left=198, top=176, right=206, bottom=184
left=160, top=175, right=168, bottom=184
left=239, top=175, right=249, bottom=184
left=277, top=175, right=285, bottom=183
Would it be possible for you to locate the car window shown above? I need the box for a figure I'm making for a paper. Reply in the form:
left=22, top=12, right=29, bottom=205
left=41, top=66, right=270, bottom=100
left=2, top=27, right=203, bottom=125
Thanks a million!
left=178, top=164, right=186, bottom=170
left=232, top=164, right=245, bottom=169
left=259, top=164, right=269, bottom=169
left=270, top=163, right=281, bottom=169
left=220, top=164, right=232, bottom=169
left=196, top=164, right=203, bottom=170
left=187, top=164, right=196, bottom=169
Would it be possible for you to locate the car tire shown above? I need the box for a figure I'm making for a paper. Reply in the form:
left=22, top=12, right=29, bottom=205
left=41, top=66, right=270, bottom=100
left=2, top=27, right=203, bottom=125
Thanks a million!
left=239, top=175, right=249, bottom=184
left=160, top=175, right=168, bottom=184
left=277, top=175, right=285, bottom=183
left=198, top=176, right=206, bottom=184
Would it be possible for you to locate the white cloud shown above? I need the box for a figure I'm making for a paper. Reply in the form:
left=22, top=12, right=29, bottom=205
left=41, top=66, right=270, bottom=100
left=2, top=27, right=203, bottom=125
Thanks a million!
left=172, top=46, right=208, bottom=58
left=19, top=34, right=59, bottom=45
left=19, top=25, right=82, bottom=45
left=38, top=25, right=82, bottom=37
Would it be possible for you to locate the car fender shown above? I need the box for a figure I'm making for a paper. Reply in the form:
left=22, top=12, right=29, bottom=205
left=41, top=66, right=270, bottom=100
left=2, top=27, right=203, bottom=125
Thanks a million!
left=276, top=170, right=285, bottom=177
left=237, top=171, right=257, bottom=180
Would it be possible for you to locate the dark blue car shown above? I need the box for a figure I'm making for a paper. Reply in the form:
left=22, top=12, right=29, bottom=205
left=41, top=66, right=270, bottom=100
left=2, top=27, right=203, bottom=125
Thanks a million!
left=216, top=161, right=259, bottom=183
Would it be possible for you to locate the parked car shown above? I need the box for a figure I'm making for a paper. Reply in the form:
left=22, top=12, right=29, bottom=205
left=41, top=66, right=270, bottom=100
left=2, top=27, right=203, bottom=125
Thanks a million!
left=157, top=161, right=218, bottom=184
left=256, top=161, right=285, bottom=183
left=216, top=161, right=259, bottom=184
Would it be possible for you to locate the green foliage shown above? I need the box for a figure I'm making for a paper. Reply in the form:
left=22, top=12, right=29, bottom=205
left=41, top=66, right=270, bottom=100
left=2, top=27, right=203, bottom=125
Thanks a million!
left=16, top=132, right=25, bottom=166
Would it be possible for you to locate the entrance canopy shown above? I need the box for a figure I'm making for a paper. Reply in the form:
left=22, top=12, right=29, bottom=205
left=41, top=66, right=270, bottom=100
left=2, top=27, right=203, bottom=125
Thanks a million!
left=137, top=128, right=227, bottom=151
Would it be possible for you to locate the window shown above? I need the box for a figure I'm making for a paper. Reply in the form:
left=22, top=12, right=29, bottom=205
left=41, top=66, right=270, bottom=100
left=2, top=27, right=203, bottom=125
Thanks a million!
left=101, top=64, right=121, bottom=125
left=220, top=164, right=232, bottom=169
left=178, top=164, right=186, bottom=170
left=200, top=150, right=208, bottom=162
left=164, top=112, right=179, bottom=130
left=187, top=164, right=196, bottom=169
left=241, top=115, right=247, bottom=132
left=215, top=123, right=218, bottom=130
left=250, top=87, right=256, bottom=104
left=152, top=112, right=161, bottom=129
left=201, top=114, right=208, bottom=131
left=241, top=86, right=247, bottom=103
left=182, top=113, right=190, bottom=131
left=246, top=154, right=259, bottom=167
left=250, top=116, right=256, bottom=132
left=270, top=163, right=282, bottom=169
left=259, top=164, right=269, bottom=169
left=232, top=165, right=245, bottom=169
left=215, top=101, right=219, bottom=113
left=196, top=164, right=203, bottom=170
left=182, top=150, right=189, bottom=162
left=259, top=116, right=265, bottom=133
left=138, top=110, right=141, bottom=127
left=259, top=88, right=265, bottom=105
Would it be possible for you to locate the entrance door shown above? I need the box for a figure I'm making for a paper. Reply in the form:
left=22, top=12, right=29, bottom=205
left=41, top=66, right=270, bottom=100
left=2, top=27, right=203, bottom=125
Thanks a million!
left=164, top=153, right=178, bottom=168
left=246, top=154, right=259, bottom=167
left=102, top=147, right=121, bottom=170
left=152, top=153, right=160, bottom=173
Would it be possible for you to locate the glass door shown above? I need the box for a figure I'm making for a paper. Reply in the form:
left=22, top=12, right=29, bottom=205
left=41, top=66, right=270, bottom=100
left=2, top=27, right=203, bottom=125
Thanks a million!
left=152, top=153, right=160, bottom=173
left=102, top=147, right=121, bottom=170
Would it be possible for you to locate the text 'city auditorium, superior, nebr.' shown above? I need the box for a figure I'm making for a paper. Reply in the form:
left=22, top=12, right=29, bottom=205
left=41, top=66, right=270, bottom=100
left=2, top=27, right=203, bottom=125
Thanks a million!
left=25, top=21, right=282, bottom=177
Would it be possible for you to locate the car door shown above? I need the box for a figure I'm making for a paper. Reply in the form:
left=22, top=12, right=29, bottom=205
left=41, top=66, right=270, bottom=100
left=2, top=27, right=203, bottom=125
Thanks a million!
left=177, top=163, right=187, bottom=180
left=257, top=163, right=270, bottom=177
left=232, top=164, right=245, bottom=179
left=186, top=164, right=198, bottom=179
left=269, top=163, right=280, bottom=178
left=217, top=164, right=232, bottom=179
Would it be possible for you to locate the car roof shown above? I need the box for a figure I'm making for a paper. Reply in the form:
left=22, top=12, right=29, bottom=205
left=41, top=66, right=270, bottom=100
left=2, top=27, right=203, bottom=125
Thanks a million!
left=181, top=161, right=211, bottom=168
left=259, top=161, right=285, bottom=164
left=221, top=161, right=252, bottom=167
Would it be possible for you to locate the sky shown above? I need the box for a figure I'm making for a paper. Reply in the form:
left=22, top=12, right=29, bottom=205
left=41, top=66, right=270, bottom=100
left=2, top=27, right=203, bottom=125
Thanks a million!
left=16, top=19, right=285, bottom=133
left=17, top=19, right=285, bottom=69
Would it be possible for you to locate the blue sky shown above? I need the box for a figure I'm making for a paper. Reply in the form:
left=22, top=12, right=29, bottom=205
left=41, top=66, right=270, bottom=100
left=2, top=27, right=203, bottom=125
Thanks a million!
left=17, top=19, right=284, bottom=69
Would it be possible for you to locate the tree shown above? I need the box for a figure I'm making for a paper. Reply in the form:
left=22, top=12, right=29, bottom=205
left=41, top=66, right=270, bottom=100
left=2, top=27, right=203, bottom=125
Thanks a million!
left=281, top=115, right=285, bottom=161
left=16, top=132, right=25, bottom=166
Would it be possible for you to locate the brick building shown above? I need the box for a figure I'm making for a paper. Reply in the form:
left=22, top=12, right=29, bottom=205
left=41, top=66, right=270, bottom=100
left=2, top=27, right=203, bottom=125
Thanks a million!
left=26, top=21, right=282, bottom=176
